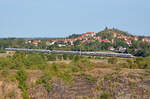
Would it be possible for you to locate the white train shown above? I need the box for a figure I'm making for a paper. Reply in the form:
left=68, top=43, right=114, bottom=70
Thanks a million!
left=5, top=48, right=135, bottom=58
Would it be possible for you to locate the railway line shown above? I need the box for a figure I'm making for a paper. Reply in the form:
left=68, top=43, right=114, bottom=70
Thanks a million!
left=5, top=48, right=135, bottom=58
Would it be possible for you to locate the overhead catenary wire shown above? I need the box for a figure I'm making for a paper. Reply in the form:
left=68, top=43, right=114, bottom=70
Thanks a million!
left=5, top=48, right=135, bottom=58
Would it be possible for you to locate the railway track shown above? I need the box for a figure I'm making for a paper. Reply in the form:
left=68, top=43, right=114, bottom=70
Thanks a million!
left=5, top=48, right=135, bottom=58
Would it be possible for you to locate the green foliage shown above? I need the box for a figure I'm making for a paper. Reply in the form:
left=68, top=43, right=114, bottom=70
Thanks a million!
left=0, top=50, right=6, bottom=53
left=1, top=69, right=9, bottom=77
left=43, top=62, right=74, bottom=84
left=1, top=28, right=150, bottom=57
left=71, top=66, right=80, bottom=72
left=126, top=59, right=137, bottom=69
left=125, top=57, right=150, bottom=69
left=129, top=82, right=137, bottom=88
left=114, top=67, right=121, bottom=73
left=73, top=55, right=80, bottom=62
left=68, top=54, right=74, bottom=60
left=68, top=34, right=81, bottom=38
left=82, top=73, right=97, bottom=83
left=108, top=57, right=118, bottom=64
left=71, top=57, right=93, bottom=71
left=100, top=91, right=113, bottom=99
left=37, top=72, right=52, bottom=92
left=23, top=53, right=47, bottom=69
left=0, top=52, right=47, bottom=70
left=57, top=55, right=62, bottom=60
left=58, top=70, right=73, bottom=84
left=16, top=68, right=29, bottom=99
left=52, top=63, right=59, bottom=73
left=62, top=54, right=68, bottom=60
left=46, top=54, right=56, bottom=61
left=113, top=38, right=128, bottom=48
left=0, top=57, right=12, bottom=69
left=135, top=57, right=147, bottom=69
left=104, top=74, right=111, bottom=81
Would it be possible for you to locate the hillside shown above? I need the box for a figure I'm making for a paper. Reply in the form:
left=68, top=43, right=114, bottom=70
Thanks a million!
left=0, top=52, right=150, bottom=98
left=1, top=69, right=150, bottom=99
left=1, top=28, right=150, bottom=56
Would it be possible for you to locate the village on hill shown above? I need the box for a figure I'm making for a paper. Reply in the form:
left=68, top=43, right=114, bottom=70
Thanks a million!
left=0, top=28, right=150, bottom=57
left=21, top=28, right=150, bottom=56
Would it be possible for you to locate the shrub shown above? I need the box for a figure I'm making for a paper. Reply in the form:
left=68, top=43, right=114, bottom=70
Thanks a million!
left=58, top=70, right=73, bottom=84
left=47, top=54, right=56, bottom=61
left=23, top=53, right=47, bottom=70
left=108, top=57, right=118, bottom=64
left=68, top=54, right=74, bottom=60
left=62, top=54, right=68, bottom=60
left=52, top=63, right=59, bottom=73
left=71, top=66, right=80, bottom=72
left=129, top=82, right=137, bottom=88
left=82, top=74, right=97, bottom=83
left=73, top=55, right=80, bottom=62
left=1, top=69, right=9, bottom=77
left=0, top=57, right=12, bottom=69
left=126, top=59, right=135, bottom=69
left=37, top=72, right=52, bottom=92
left=104, top=74, right=111, bottom=81
left=57, top=55, right=62, bottom=60
left=71, top=57, right=93, bottom=71
left=16, top=68, right=29, bottom=99
left=0, top=50, right=6, bottom=53
left=100, top=91, right=113, bottom=99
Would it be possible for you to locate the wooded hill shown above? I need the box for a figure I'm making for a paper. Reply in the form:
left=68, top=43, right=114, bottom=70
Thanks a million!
left=0, top=28, right=150, bottom=57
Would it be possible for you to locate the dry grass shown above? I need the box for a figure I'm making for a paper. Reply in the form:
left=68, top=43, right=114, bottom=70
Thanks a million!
left=0, top=53, right=8, bottom=57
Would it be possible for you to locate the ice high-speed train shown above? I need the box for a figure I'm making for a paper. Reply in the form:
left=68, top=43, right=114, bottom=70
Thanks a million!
left=5, top=48, right=135, bottom=58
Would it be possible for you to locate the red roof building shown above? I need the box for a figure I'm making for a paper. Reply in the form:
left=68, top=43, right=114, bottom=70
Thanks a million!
left=32, top=40, right=41, bottom=45
left=46, top=40, right=50, bottom=46
left=94, top=36, right=101, bottom=40
left=108, top=46, right=115, bottom=51
left=82, top=32, right=96, bottom=37
left=142, top=38, right=150, bottom=42
left=102, top=39, right=111, bottom=43
left=125, top=40, right=132, bottom=45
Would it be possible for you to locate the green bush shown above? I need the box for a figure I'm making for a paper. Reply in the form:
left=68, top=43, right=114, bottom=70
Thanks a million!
left=62, top=54, right=68, bottom=60
left=108, top=57, right=118, bottom=64
left=23, top=53, right=47, bottom=70
left=71, top=57, right=93, bottom=71
left=52, top=63, right=59, bottom=73
left=16, top=68, right=29, bottom=99
left=68, top=54, right=74, bottom=60
left=37, top=72, right=52, bottom=92
left=126, top=59, right=135, bottom=69
left=0, top=57, right=12, bottom=69
left=57, top=55, right=62, bottom=60
left=73, top=55, right=80, bottom=62
left=71, top=66, right=80, bottom=72
left=58, top=70, right=73, bottom=84
left=82, top=74, right=97, bottom=83
left=46, top=54, right=56, bottom=61
left=104, top=74, right=111, bottom=81
left=1, top=69, right=9, bottom=77
left=0, top=50, right=6, bottom=53
left=100, top=91, right=112, bottom=99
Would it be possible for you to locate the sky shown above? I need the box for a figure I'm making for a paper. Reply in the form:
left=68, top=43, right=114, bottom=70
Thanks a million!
left=0, top=0, right=150, bottom=38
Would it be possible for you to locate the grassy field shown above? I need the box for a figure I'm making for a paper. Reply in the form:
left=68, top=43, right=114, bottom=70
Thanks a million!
left=0, top=53, right=8, bottom=57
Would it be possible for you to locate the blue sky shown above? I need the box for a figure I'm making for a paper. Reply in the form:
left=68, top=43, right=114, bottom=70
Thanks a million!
left=0, top=0, right=150, bottom=38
